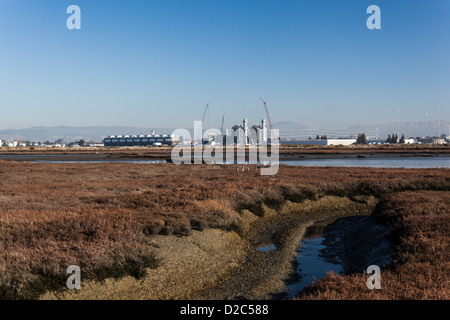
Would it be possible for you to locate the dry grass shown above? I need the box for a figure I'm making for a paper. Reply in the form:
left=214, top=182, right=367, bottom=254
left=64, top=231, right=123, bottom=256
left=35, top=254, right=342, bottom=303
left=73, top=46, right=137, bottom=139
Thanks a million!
left=0, top=160, right=448, bottom=299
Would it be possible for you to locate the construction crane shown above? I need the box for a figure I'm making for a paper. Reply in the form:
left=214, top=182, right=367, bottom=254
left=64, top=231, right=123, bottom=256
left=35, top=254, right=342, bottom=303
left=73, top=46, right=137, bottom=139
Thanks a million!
left=201, top=104, right=209, bottom=127
left=220, top=113, right=225, bottom=135
left=260, top=97, right=276, bottom=140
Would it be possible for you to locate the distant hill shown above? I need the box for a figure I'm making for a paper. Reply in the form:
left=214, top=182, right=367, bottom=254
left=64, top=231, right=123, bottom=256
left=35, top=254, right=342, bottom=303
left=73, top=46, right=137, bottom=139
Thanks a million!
left=347, top=120, right=449, bottom=139
left=0, top=126, right=176, bottom=143
left=0, top=120, right=447, bottom=142
left=272, top=121, right=309, bottom=131
left=272, top=121, right=309, bottom=138
left=273, top=120, right=449, bottom=140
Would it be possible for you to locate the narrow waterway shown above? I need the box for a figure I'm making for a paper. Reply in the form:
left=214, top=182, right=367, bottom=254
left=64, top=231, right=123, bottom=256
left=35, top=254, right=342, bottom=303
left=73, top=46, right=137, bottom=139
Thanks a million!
left=284, top=220, right=342, bottom=299
left=284, top=215, right=394, bottom=299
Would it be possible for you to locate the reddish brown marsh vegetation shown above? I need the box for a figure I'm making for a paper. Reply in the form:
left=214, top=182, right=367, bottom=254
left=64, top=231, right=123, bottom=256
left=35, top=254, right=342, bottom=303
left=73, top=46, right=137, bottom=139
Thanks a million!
left=296, top=191, right=450, bottom=300
left=0, top=160, right=448, bottom=299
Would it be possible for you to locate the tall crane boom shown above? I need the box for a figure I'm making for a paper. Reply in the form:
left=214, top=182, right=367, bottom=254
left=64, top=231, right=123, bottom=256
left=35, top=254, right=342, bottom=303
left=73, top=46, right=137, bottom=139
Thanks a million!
left=202, top=104, right=209, bottom=123
left=221, top=113, right=225, bottom=135
left=202, top=104, right=209, bottom=124
left=260, top=98, right=276, bottom=140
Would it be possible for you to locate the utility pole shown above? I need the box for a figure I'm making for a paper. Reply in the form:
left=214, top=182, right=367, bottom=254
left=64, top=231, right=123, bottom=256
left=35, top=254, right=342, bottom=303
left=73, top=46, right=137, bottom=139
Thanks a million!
left=438, top=103, right=441, bottom=138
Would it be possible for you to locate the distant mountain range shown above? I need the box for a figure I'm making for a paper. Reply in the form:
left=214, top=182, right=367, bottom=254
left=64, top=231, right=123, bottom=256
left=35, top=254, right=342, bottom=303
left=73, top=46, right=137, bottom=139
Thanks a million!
left=273, top=120, right=448, bottom=140
left=0, top=126, right=176, bottom=143
left=346, top=120, right=449, bottom=140
left=0, top=120, right=448, bottom=142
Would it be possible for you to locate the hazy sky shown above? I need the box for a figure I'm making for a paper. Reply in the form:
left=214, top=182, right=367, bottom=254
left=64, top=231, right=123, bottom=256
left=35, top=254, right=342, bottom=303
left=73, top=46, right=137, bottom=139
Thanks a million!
left=0, top=0, right=449, bottom=130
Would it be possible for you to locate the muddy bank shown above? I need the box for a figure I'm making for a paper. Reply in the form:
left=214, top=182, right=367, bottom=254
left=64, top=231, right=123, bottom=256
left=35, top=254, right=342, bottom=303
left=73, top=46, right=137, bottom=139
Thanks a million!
left=1, top=152, right=448, bottom=163
left=1, top=144, right=449, bottom=162
left=40, top=195, right=378, bottom=300
left=192, top=195, right=382, bottom=300
left=0, top=153, right=169, bottom=162
left=41, top=229, right=246, bottom=300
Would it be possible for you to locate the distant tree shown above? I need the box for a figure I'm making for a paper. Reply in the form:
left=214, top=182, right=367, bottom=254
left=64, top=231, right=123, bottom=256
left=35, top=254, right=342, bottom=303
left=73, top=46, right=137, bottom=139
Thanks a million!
left=388, top=133, right=398, bottom=144
left=399, top=134, right=405, bottom=144
left=78, top=139, right=86, bottom=146
left=356, top=133, right=367, bottom=145
left=55, top=138, right=64, bottom=145
left=387, top=134, right=391, bottom=143
left=316, top=134, right=320, bottom=140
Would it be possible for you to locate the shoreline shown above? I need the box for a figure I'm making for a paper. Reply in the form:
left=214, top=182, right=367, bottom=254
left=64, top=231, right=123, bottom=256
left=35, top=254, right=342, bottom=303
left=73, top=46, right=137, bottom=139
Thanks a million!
left=0, top=151, right=449, bottom=163
left=0, top=144, right=448, bottom=159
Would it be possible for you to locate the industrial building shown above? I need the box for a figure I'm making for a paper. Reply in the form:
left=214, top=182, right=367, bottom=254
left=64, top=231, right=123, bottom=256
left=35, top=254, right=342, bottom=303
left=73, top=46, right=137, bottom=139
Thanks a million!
left=280, top=138, right=357, bottom=146
left=103, top=134, right=178, bottom=147
left=225, top=119, right=268, bottom=146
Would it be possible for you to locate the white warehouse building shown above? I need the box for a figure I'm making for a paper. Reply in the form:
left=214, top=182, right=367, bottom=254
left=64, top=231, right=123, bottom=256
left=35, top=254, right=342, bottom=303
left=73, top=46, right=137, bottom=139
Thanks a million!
left=280, top=139, right=357, bottom=146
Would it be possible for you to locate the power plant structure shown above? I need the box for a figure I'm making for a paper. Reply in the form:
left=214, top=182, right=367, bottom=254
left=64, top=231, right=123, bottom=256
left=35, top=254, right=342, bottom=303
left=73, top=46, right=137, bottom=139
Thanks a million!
left=102, top=118, right=268, bottom=147
left=104, top=100, right=273, bottom=147
left=223, top=118, right=268, bottom=146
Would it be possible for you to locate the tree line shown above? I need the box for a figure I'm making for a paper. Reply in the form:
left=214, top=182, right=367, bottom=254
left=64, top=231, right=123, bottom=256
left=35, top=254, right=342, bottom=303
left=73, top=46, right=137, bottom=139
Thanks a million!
left=355, top=133, right=406, bottom=144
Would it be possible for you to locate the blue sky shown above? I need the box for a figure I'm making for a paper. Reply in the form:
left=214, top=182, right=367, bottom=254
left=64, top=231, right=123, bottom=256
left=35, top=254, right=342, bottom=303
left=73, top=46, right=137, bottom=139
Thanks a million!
left=0, top=0, right=449, bottom=130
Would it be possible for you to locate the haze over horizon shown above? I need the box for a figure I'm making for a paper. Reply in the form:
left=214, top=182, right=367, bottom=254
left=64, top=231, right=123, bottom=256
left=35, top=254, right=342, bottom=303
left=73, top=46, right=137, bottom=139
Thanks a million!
left=1, top=119, right=448, bottom=143
left=1, top=0, right=449, bottom=130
